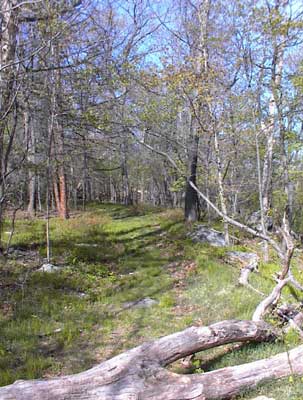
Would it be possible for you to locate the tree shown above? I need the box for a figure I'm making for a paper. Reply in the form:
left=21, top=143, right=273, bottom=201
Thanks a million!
left=0, top=0, right=19, bottom=250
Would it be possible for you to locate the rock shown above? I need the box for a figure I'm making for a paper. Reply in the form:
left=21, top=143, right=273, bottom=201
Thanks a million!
left=123, top=297, right=158, bottom=309
left=38, top=328, right=62, bottom=338
left=38, top=263, right=62, bottom=273
left=226, top=251, right=259, bottom=269
left=119, top=272, right=136, bottom=277
left=188, top=225, right=226, bottom=247
left=250, top=397, right=276, bottom=400
left=77, top=292, right=87, bottom=298
left=75, top=243, right=98, bottom=247
left=7, top=248, right=28, bottom=257
left=247, top=211, right=273, bottom=232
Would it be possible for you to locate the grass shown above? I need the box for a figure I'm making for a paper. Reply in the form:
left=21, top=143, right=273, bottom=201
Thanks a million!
left=0, top=203, right=303, bottom=398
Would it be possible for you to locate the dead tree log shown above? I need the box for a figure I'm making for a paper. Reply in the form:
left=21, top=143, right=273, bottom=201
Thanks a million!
left=0, top=319, right=295, bottom=400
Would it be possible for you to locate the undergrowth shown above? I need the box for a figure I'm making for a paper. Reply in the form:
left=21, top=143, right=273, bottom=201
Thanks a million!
left=0, top=203, right=302, bottom=399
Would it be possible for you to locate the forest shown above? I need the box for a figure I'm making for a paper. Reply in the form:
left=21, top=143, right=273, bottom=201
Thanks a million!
left=1, top=0, right=303, bottom=399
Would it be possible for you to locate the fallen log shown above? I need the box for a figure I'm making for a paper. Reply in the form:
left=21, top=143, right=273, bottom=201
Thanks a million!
left=0, top=319, right=286, bottom=400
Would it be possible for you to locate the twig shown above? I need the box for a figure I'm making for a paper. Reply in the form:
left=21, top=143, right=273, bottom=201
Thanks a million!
left=5, top=204, right=23, bottom=255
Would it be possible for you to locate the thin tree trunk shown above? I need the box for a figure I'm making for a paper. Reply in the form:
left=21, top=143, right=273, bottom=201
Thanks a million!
left=184, top=1, right=210, bottom=223
left=185, top=0, right=210, bottom=222
left=0, top=0, right=18, bottom=250
left=26, top=110, right=37, bottom=217
left=58, top=170, right=68, bottom=218
left=214, top=130, right=229, bottom=244
left=46, top=180, right=51, bottom=263
left=37, top=175, right=42, bottom=212
left=53, top=178, right=61, bottom=216
left=121, top=140, right=132, bottom=206
left=261, top=41, right=284, bottom=232
left=255, top=118, right=269, bottom=262
left=185, top=133, right=200, bottom=222
left=50, top=42, right=69, bottom=219
left=27, top=174, right=36, bottom=217
left=274, top=51, right=293, bottom=229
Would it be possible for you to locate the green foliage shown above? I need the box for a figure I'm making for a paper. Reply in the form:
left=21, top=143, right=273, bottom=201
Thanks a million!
left=159, top=293, right=176, bottom=309
left=170, top=176, right=186, bottom=193
left=284, top=328, right=301, bottom=347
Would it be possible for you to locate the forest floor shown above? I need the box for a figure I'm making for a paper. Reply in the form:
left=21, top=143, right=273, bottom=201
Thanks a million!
left=0, top=203, right=303, bottom=399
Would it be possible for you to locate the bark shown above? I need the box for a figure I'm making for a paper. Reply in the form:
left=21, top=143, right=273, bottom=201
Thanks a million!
left=239, top=264, right=257, bottom=287
left=0, top=319, right=285, bottom=400
left=184, top=0, right=210, bottom=223
left=261, top=43, right=283, bottom=218
left=52, top=171, right=69, bottom=219
left=27, top=171, right=36, bottom=216
left=121, top=139, right=132, bottom=206
left=252, top=278, right=290, bottom=322
left=0, top=0, right=18, bottom=248
left=58, top=170, right=68, bottom=219
left=82, top=137, right=89, bottom=209
left=185, top=134, right=200, bottom=222
left=273, top=43, right=293, bottom=228
left=259, top=28, right=284, bottom=261
left=26, top=110, right=37, bottom=217
left=261, top=112, right=274, bottom=218
left=214, top=130, right=229, bottom=244
left=5, top=204, right=20, bottom=254
left=51, top=43, right=69, bottom=219
left=254, top=108, right=269, bottom=262
left=53, top=178, right=61, bottom=215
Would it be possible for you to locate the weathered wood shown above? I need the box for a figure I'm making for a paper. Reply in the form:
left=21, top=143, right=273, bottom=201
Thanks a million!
left=226, top=251, right=259, bottom=287
left=239, top=266, right=254, bottom=286
left=252, top=278, right=290, bottom=322
left=0, top=320, right=278, bottom=400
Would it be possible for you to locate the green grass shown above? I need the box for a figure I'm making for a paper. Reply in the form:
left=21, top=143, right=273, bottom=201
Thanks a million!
left=0, top=203, right=302, bottom=399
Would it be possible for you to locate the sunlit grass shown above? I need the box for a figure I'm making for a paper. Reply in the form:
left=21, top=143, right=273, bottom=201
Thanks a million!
left=0, top=203, right=302, bottom=399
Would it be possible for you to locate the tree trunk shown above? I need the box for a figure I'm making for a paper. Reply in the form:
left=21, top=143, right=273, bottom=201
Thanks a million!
left=82, top=136, right=91, bottom=209
left=26, top=110, right=37, bottom=217
left=214, top=130, right=229, bottom=244
left=51, top=43, right=69, bottom=220
left=0, top=320, right=286, bottom=400
left=53, top=178, right=61, bottom=216
left=184, top=1, right=210, bottom=223
left=0, top=0, right=18, bottom=249
left=261, top=41, right=284, bottom=230
left=121, top=139, right=132, bottom=206
left=58, top=169, right=68, bottom=218
left=53, top=170, right=68, bottom=219
left=27, top=172, right=36, bottom=217
left=185, top=134, right=200, bottom=222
